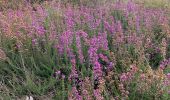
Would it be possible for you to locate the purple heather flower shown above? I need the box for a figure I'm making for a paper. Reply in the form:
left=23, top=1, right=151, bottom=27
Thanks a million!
left=69, top=58, right=78, bottom=81
left=76, top=34, right=84, bottom=63
left=36, top=25, right=46, bottom=36
left=88, top=33, right=108, bottom=79
left=108, top=62, right=114, bottom=71
left=140, top=73, right=146, bottom=80
left=55, top=70, right=61, bottom=75
left=69, top=86, right=83, bottom=100
left=88, top=47, right=98, bottom=64
left=99, top=53, right=109, bottom=63
left=62, top=75, right=65, bottom=79
left=160, top=58, right=170, bottom=70
left=114, top=21, right=124, bottom=44
left=127, top=0, right=136, bottom=13
left=48, top=22, right=57, bottom=40
left=163, top=79, right=170, bottom=86
left=168, top=90, right=170, bottom=95
left=114, top=1, right=124, bottom=10
left=36, top=5, right=48, bottom=21
left=57, top=30, right=74, bottom=57
left=127, top=33, right=137, bottom=44
left=104, top=18, right=115, bottom=34
left=31, top=18, right=46, bottom=37
left=16, top=10, right=24, bottom=18
left=144, top=11, right=152, bottom=31
left=93, top=61, right=103, bottom=79
left=104, top=21, right=112, bottom=33
left=32, top=39, right=38, bottom=45
left=136, top=15, right=140, bottom=32
left=167, top=73, right=170, bottom=80
left=76, top=30, right=88, bottom=39
left=116, top=21, right=123, bottom=34
left=82, top=89, right=90, bottom=100
left=65, top=7, right=75, bottom=30
left=94, top=89, right=104, bottom=100
left=120, top=73, right=128, bottom=82
left=88, top=37, right=99, bottom=64
left=97, top=32, right=109, bottom=50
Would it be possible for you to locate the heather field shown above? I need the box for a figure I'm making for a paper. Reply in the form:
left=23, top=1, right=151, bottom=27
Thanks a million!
left=0, top=0, right=170, bottom=100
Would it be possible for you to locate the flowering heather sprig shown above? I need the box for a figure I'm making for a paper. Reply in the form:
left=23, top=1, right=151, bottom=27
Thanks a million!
left=82, top=9, right=101, bottom=30
left=82, top=77, right=93, bottom=100
left=126, top=0, right=138, bottom=14
left=69, top=86, right=83, bottom=100
left=28, top=5, right=48, bottom=37
left=0, top=10, right=28, bottom=38
left=104, top=20, right=115, bottom=34
left=98, top=53, right=114, bottom=74
left=160, top=58, right=170, bottom=70
left=130, top=64, right=138, bottom=73
left=120, top=73, right=128, bottom=82
left=75, top=33, right=84, bottom=63
left=88, top=32, right=108, bottom=52
left=53, top=69, right=67, bottom=81
left=162, top=73, right=170, bottom=94
left=93, top=89, right=104, bottom=100
left=65, top=6, right=75, bottom=30
left=32, top=38, right=38, bottom=46
left=48, top=23, right=57, bottom=41
left=88, top=15, right=100, bottom=30
left=118, top=83, right=129, bottom=98
left=88, top=46, right=98, bottom=64
left=166, top=73, right=170, bottom=80
left=93, top=61, right=103, bottom=79
left=120, top=65, right=138, bottom=82
left=35, top=5, right=48, bottom=22
left=135, top=14, right=140, bottom=32
left=144, top=38, right=152, bottom=48
left=143, top=11, right=153, bottom=31
left=55, top=70, right=61, bottom=75
left=88, top=36, right=99, bottom=64
left=140, top=73, right=146, bottom=80
left=31, top=12, right=46, bottom=36
left=76, top=30, right=88, bottom=39
left=99, top=53, right=109, bottom=63
left=82, top=88, right=91, bottom=100
left=104, top=16, right=115, bottom=34
left=76, top=30, right=88, bottom=45
left=88, top=35, right=106, bottom=99
left=88, top=32, right=109, bottom=79
left=56, top=30, right=74, bottom=57
left=34, top=24, right=46, bottom=36
left=161, top=38, right=167, bottom=59
left=114, top=21, right=124, bottom=44
left=107, top=62, right=115, bottom=72
left=163, top=78, right=170, bottom=86
left=114, top=1, right=124, bottom=10
left=116, top=21, right=123, bottom=35
left=127, top=32, right=138, bottom=44
left=97, top=32, right=109, bottom=51
left=69, top=58, right=79, bottom=82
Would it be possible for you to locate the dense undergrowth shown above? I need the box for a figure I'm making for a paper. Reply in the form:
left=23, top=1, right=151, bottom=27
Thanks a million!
left=0, top=0, right=170, bottom=100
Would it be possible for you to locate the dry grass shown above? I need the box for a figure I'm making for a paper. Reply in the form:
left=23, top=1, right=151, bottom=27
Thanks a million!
left=135, top=0, right=170, bottom=8
left=0, top=49, right=6, bottom=61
